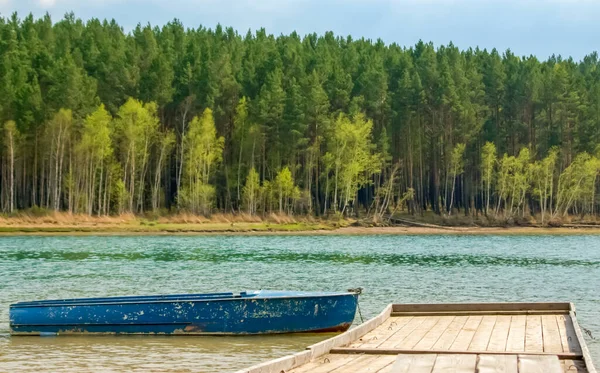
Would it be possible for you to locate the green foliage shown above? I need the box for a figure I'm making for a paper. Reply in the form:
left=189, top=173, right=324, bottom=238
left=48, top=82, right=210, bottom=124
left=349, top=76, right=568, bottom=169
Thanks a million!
left=242, top=167, right=260, bottom=215
left=274, top=166, right=300, bottom=214
left=1, top=13, right=600, bottom=221
left=448, top=143, right=466, bottom=214
left=74, top=104, right=113, bottom=214
left=180, top=108, right=224, bottom=215
left=450, top=143, right=466, bottom=178
left=329, top=112, right=381, bottom=214
left=554, top=153, right=600, bottom=217
left=46, top=109, right=73, bottom=211
left=115, top=98, right=159, bottom=212
left=3, top=120, right=17, bottom=212
left=80, top=105, right=113, bottom=161
left=152, top=129, right=176, bottom=211
left=481, top=142, right=497, bottom=215
left=531, top=148, right=558, bottom=224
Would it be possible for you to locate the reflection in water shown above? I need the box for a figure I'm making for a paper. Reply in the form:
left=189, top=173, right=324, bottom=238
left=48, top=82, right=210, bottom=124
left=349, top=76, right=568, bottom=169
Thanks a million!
left=1, top=234, right=600, bottom=372
left=5, top=249, right=600, bottom=267
left=1, top=334, right=326, bottom=372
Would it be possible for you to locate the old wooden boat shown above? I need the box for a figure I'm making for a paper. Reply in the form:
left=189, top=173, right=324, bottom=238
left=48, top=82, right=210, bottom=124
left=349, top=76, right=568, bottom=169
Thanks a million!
left=9, top=290, right=359, bottom=336
left=237, top=302, right=596, bottom=373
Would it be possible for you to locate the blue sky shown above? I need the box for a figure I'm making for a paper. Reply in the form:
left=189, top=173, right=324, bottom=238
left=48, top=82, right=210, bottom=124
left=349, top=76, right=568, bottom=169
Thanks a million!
left=1, top=0, right=598, bottom=60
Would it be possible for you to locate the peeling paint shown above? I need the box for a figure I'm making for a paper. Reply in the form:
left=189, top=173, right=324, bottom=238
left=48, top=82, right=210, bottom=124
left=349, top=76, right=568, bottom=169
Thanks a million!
left=10, top=291, right=358, bottom=336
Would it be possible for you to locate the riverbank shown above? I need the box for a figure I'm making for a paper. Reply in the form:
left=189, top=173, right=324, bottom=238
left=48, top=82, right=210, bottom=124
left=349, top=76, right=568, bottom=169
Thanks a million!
left=1, top=212, right=600, bottom=235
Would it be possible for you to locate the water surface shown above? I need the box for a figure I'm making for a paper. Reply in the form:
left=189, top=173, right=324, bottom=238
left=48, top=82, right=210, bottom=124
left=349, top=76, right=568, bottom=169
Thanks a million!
left=0, top=235, right=599, bottom=372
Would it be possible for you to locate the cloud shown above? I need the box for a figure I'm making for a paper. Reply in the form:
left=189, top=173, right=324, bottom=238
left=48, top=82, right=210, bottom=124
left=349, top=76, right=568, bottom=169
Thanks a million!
left=38, top=0, right=56, bottom=7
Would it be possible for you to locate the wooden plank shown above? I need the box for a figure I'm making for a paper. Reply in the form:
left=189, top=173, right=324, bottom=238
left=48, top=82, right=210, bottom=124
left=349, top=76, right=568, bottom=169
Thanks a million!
left=393, top=316, right=442, bottom=349
left=559, top=315, right=584, bottom=354
left=242, top=350, right=311, bottom=373
left=371, top=356, right=398, bottom=372
left=562, top=359, right=588, bottom=373
left=353, top=316, right=414, bottom=348
left=372, top=357, right=400, bottom=373
left=376, top=361, right=398, bottom=373
left=517, top=355, right=562, bottom=373
left=351, top=317, right=396, bottom=347
left=468, top=315, right=497, bottom=351
left=391, top=310, right=568, bottom=317
left=378, top=365, right=394, bottom=373
left=542, top=314, right=564, bottom=353
left=329, top=348, right=582, bottom=359
left=557, top=315, right=581, bottom=353
left=477, top=354, right=518, bottom=373
left=376, top=316, right=426, bottom=348
left=307, top=304, right=393, bottom=358
left=433, top=316, right=469, bottom=350
left=414, top=316, right=456, bottom=350
left=377, top=356, right=396, bottom=373
left=487, top=315, right=512, bottom=352
left=392, top=303, right=571, bottom=313
left=376, top=316, right=428, bottom=348
left=450, top=316, right=483, bottom=351
left=389, top=354, right=437, bottom=373
left=525, top=315, right=544, bottom=352
left=568, top=309, right=596, bottom=373
left=506, top=315, right=526, bottom=352
left=430, top=354, right=477, bottom=373
left=289, top=354, right=359, bottom=373
left=340, top=355, right=394, bottom=373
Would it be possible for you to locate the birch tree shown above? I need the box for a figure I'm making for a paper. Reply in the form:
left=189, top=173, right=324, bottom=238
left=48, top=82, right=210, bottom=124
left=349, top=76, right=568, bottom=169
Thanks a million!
left=47, top=109, right=72, bottom=211
left=152, top=129, right=175, bottom=212
left=234, top=97, right=251, bottom=207
left=481, top=142, right=496, bottom=215
left=336, top=113, right=381, bottom=215
left=448, top=143, right=466, bottom=215
left=180, top=108, right=224, bottom=215
left=531, top=148, right=557, bottom=224
left=274, top=167, right=299, bottom=214
left=242, top=167, right=260, bottom=215
left=76, top=105, right=113, bottom=215
left=116, top=98, right=159, bottom=213
left=3, top=121, right=17, bottom=212
left=554, top=153, right=600, bottom=217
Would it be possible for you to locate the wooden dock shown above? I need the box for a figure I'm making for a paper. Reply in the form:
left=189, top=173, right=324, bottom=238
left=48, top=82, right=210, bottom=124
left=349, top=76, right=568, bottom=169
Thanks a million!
left=236, top=303, right=596, bottom=373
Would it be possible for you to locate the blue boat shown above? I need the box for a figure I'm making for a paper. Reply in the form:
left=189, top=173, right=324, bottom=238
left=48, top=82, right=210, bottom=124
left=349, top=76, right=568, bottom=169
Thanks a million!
left=9, top=290, right=359, bottom=336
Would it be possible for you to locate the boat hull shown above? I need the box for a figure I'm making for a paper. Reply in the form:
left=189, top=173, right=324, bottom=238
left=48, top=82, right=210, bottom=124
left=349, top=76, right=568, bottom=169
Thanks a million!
left=9, top=291, right=358, bottom=336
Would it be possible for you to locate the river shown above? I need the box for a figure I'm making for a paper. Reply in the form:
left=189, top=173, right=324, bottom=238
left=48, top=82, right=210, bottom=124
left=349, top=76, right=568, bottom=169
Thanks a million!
left=0, top=234, right=599, bottom=372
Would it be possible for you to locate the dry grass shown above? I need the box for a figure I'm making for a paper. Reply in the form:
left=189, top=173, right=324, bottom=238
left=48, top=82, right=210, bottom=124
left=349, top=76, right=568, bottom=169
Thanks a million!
left=2, top=208, right=599, bottom=235
left=0, top=210, right=335, bottom=234
left=0, top=210, right=310, bottom=226
left=0, top=211, right=137, bottom=226
left=156, top=212, right=301, bottom=225
left=392, top=210, right=600, bottom=228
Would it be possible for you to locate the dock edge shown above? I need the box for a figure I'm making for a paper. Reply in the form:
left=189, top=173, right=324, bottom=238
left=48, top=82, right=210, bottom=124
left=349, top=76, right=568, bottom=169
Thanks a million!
left=234, top=302, right=597, bottom=373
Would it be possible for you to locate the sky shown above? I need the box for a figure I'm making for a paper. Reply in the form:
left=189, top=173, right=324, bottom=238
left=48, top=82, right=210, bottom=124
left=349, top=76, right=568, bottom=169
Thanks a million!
left=0, top=0, right=598, bottom=60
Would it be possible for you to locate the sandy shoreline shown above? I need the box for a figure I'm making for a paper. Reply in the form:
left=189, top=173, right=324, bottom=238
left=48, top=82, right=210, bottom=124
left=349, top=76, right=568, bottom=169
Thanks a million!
left=0, top=224, right=599, bottom=236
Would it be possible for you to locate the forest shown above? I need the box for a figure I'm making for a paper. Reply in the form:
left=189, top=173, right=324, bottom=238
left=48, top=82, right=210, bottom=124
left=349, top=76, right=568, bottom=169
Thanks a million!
left=1, top=13, right=600, bottom=225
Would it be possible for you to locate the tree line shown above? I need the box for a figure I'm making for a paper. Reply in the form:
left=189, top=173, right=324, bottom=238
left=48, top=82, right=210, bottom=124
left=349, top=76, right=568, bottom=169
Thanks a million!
left=1, top=13, right=600, bottom=223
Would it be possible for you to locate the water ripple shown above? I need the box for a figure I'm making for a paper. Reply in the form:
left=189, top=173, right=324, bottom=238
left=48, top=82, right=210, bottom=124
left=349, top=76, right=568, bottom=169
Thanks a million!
left=2, top=250, right=599, bottom=267
left=1, top=234, right=599, bottom=372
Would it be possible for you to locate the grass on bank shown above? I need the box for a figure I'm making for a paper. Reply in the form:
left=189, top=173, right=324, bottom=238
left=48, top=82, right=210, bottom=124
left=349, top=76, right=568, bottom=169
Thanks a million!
left=0, top=209, right=343, bottom=233
left=1, top=207, right=599, bottom=234
left=390, top=210, right=600, bottom=228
